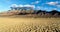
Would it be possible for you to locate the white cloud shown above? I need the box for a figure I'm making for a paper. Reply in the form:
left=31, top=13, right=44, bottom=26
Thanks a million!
left=11, top=4, right=18, bottom=7
left=31, top=1, right=40, bottom=4
left=35, top=1, right=40, bottom=4
left=56, top=5, right=60, bottom=7
left=19, top=5, right=24, bottom=7
left=46, top=1, right=58, bottom=5
left=36, top=6, right=41, bottom=10
left=10, top=4, right=35, bottom=8
left=46, top=1, right=60, bottom=8
left=24, top=4, right=35, bottom=8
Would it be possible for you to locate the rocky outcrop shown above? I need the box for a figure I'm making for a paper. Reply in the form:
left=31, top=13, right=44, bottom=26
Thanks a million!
left=0, top=10, right=60, bottom=18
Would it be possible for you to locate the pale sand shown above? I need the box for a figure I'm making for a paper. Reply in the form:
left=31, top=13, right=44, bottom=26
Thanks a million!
left=0, top=17, right=60, bottom=32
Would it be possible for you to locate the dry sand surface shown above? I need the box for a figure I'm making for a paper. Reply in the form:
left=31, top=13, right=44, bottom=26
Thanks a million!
left=0, top=17, right=60, bottom=32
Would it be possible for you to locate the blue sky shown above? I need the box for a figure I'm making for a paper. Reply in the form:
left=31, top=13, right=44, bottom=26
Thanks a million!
left=0, top=0, right=60, bottom=12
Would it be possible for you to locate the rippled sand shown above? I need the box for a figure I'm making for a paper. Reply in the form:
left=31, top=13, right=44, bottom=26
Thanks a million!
left=0, top=17, right=60, bottom=32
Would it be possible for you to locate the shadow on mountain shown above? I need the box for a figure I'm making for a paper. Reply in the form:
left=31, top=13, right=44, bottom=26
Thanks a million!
left=0, top=10, right=60, bottom=18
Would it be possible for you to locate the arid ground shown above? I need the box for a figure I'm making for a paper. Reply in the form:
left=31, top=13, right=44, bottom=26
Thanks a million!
left=0, top=17, right=60, bottom=32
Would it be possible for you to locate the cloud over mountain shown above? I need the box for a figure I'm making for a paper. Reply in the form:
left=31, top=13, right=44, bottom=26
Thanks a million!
left=10, top=4, right=35, bottom=8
